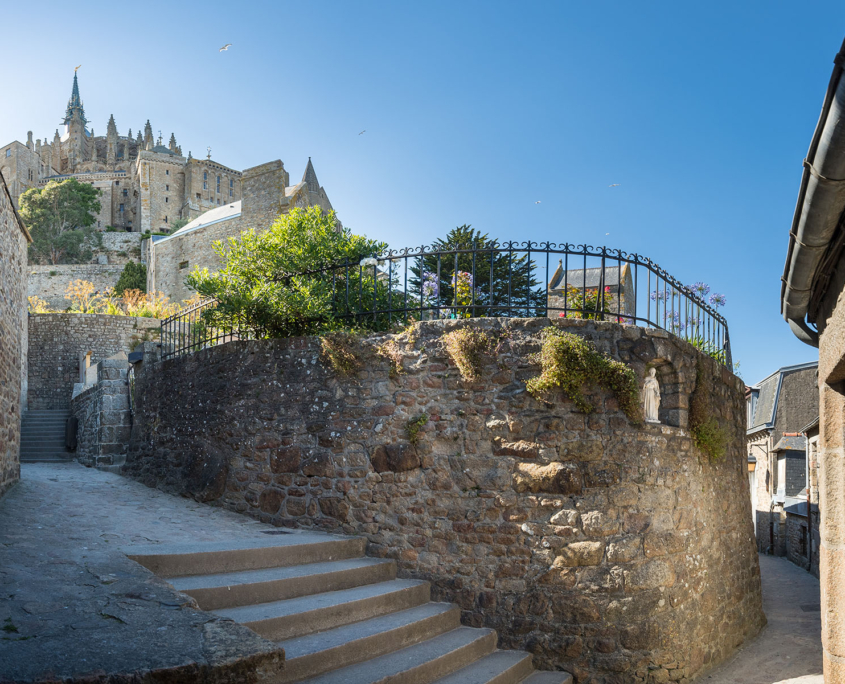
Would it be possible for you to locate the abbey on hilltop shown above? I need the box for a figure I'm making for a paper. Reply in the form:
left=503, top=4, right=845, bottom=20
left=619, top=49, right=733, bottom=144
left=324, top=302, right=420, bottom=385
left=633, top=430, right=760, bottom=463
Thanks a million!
left=0, top=71, right=331, bottom=236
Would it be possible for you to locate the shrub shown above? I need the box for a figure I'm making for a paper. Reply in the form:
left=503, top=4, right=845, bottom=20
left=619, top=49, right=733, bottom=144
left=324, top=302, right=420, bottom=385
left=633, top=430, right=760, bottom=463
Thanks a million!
left=186, top=206, right=388, bottom=339
left=526, top=327, right=641, bottom=422
left=320, top=331, right=361, bottom=377
left=64, top=279, right=106, bottom=313
left=406, top=414, right=428, bottom=445
left=442, top=328, right=495, bottom=381
left=28, top=296, right=52, bottom=313
left=114, top=262, right=147, bottom=295
left=689, top=361, right=728, bottom=461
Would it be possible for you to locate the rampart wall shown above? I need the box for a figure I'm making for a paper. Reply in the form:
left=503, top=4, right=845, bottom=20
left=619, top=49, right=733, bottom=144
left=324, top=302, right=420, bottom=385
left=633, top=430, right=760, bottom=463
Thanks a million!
left=28, top=264, right=125, bottom=310
left=125, top=318, right=764, bottom=683
left=28, top=314, right=159, bottom=410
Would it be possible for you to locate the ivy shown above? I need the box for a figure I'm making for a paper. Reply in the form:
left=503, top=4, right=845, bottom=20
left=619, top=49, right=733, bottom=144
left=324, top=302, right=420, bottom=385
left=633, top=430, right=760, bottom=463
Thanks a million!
left=526, top=327, right=641, bottom=423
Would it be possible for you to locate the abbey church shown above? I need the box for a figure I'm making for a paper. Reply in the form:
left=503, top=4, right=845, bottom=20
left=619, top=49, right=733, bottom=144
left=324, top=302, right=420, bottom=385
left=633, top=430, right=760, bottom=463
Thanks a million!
left=1, top=72, right=334, bottom=306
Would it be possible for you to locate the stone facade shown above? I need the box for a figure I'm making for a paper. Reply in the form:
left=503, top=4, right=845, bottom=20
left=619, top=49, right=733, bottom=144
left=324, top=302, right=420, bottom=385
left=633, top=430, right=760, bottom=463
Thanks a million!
left=28, top=264, right=126, bottom=310
left=28, top=314, right=159, bottom=410
left=785, top=504, right=820, bottom=578
left=147, top=159, right=333, bottom=303
left=70, top=354, right=132, bottom=469
left=125, top=318, right=764, bottom=683
left=0, top=170, right=31, bottom=497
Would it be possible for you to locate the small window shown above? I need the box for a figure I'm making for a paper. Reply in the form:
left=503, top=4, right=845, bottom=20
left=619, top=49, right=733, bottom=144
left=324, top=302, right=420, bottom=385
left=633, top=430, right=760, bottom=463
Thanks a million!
left=119, top=203, right=124, bottom=212
left=166, top=169, right=170, bottom=176
left=122, top=189, right=128, bottom=197
left=4, top=149, right=10, bottom=157
left=165, top=184, right=169, bottom=191
left=115, top=180, right=120, bottom=186
left=203, top=180, right=207, bottom=190
left=203, top=171, right=207, bottom=180
left=229, top=178, right=233, bottom=197
left=165, top=197, right=169, bottom=203
left=179, top=260, right=189, bottom=269
left=164, top=216, right=168, bottom=223
left=216, top=175, right=221, bottom=193
left=196, top=193, right=201, bottom=200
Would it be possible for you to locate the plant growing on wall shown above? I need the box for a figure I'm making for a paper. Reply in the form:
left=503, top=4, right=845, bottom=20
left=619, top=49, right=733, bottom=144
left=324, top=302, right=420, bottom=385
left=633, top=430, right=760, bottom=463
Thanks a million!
left=405, top=414, right=429, bottom=445
left=689, top=361, right=728, bottom=461
left=526, top=326, right=641, bottom=422
left=27, top=296, right=51, bottom=313
left=186, top=206, right=390, bottom=338
left=442, top=327, right=496, bottom=381
left=20, top=178, right=102, bottom=265
left=319, top=331, right=362, bottom=377
left=560, top=285, right=617, bottom=320
left=113, top=262, right=147, bottom=295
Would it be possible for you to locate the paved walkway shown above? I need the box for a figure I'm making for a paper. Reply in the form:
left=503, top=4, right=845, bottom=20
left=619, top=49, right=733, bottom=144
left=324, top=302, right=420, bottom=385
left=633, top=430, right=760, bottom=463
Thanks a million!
left=0, top=463, right=335, bottom=682
left=705, top=554, right=822, bottom=684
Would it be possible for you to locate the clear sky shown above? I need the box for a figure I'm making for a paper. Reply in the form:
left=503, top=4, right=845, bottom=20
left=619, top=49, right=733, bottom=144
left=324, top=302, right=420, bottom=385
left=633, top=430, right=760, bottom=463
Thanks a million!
left=1, top=0, right=841, bottom=386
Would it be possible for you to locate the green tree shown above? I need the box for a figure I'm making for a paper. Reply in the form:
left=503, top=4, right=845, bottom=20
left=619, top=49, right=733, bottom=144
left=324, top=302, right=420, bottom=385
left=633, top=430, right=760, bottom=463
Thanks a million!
left=170, top=217, right=190, bottom=232
left=19, top=178, right=102, bottom=264
left=113, top=262, right=147, bottom=295
left=187, top=206, right=388, bottom=338
left=409, top=225, right=545, bottom=317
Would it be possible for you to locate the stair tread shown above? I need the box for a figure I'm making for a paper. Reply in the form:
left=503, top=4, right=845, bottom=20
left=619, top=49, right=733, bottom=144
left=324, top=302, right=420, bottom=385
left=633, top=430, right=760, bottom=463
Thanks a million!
left=124, top=533, right=359, bottom=559
left=301, top=626, right=496, bottom=684
left=281, top=602, right=457, bottom=660
left=169, top=557, right=393, bottom=589
left=521, top=672, right=573, bottom=684
left=214, top=578, right=428, bottom=624
left=431, top=650, right=531, bottom=684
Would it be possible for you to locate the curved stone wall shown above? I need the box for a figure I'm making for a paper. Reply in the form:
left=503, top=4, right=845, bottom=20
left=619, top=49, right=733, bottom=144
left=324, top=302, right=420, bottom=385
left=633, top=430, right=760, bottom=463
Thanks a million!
left=126, top=318, right=764, bottom=682
left=28, top=314, right=160, bottom=410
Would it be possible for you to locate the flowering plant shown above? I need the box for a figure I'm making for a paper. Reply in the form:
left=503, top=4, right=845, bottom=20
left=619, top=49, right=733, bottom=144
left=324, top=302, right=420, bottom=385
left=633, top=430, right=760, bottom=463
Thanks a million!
left=561, top=285, right=616, bottom=321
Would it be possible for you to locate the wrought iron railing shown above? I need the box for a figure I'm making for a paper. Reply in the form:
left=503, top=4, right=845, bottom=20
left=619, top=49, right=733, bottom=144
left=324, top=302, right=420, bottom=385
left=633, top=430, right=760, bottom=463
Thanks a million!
left=160, top=242, right=731, bottom=366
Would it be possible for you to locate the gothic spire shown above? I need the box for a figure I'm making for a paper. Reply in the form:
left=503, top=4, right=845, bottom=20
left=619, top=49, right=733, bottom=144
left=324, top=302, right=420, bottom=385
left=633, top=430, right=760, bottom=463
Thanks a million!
left=168, top=133, right=177, bottom=152
left=63, top=71, right=87, bottom=126
left=107, top=114, right=118, bottom=137
left=302, top=157, right=320, bottom=191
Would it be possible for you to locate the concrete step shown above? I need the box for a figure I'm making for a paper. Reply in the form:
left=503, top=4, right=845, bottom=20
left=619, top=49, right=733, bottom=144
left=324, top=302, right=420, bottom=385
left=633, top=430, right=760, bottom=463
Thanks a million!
left=170, top=557, right=396, bottom=611
left=20, top=445, right=70, bottom=452
left=431, top=650, right=533, bottom=684
left=214, top=579, right=430, bottom=641
left=277, top=603, right=461, bottom=683
left=521, top=672, right=573, bottom=684
left=125, top=534, right=367, bottom=577
left=20, top=456, right=75, bottom=463
left=20, top=433, right=68, bottom=440
left=299, top=626, right=497, bottom=684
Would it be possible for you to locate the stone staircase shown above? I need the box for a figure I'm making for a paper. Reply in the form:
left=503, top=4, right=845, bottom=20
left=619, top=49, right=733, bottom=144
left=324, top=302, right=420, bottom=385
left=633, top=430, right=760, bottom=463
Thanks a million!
left=20, top=409, right=74, bottom=463
left=127, top=533, right=571, bottom=684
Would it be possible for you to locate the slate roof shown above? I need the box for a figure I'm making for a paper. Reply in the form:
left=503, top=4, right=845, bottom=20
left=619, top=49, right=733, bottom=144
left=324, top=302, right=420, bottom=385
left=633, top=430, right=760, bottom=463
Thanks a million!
left=773, top=435, right=806, bottom=451
left=747, top=361, right=818, bottom=434
left=167, top=201, right=242, bottom=239
left=549, top=262, right=630, bottom=291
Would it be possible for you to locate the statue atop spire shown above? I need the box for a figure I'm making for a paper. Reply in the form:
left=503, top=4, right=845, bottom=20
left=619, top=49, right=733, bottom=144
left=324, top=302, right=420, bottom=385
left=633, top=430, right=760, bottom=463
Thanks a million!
left=63, top=71, right=87, bottom=126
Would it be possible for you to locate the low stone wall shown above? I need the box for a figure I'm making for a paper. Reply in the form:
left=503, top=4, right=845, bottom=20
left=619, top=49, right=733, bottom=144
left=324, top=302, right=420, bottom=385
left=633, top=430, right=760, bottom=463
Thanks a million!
left=70, top=355, right=132, bottom=469
left=28, top=314, right=159, bottom=410
left=0, top=172, right=29, bottom=497
left=28, top=264, right=125, bottom=310
left=93, top=232, right=143, bottom=265
left=125, top=318, right=764, bottom=683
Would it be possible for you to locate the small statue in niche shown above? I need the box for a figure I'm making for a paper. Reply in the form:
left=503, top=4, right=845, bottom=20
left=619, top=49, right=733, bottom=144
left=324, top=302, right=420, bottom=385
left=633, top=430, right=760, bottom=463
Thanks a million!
left=642, top=368, right=661, bottom=423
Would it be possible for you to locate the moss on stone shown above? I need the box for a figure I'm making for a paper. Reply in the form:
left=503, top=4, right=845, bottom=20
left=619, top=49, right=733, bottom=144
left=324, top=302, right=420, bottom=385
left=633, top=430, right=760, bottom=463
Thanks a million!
left=526, top=327, right=641, bottom=423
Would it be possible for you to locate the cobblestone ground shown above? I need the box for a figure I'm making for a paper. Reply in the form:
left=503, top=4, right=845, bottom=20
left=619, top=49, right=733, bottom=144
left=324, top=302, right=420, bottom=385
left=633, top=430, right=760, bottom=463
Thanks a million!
left=704, top=554, right=822, bottom=684
left=0, top=463, right=310, bottom=682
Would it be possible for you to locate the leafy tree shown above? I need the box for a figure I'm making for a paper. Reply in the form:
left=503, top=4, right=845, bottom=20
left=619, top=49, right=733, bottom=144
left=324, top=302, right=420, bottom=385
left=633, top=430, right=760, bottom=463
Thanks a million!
left=187, top=206, right=388, bottom=338
left=19, top=178, right=102, bottom=265
left=113, top=262, right=147, bottom=295
left=409, top=225, right=545, bottom=317
left=170, top=217, right=190, bottom=232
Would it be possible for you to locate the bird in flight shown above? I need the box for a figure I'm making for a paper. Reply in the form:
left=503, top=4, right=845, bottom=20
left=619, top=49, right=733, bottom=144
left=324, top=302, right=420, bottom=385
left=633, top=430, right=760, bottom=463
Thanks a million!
left=535, top=200, right=541, bottom=204
left=608, top=184, right=620, bottom=188
left=219, top=44, right=232, bottom=52
left=75, top=65, right=82, bottom=72
left=358, top=130, right=366, bottom=135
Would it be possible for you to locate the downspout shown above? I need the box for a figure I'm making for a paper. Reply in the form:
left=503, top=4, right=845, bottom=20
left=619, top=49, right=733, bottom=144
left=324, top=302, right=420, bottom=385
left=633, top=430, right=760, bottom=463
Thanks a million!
left=782, top=39, right=845, bottom=346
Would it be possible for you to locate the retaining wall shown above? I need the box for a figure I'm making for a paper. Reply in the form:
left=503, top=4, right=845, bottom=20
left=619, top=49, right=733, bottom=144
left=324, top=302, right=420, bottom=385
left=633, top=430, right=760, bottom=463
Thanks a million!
left=28, top=314, right=159, bottom=410
left=125, top=318, right=764, bottom=683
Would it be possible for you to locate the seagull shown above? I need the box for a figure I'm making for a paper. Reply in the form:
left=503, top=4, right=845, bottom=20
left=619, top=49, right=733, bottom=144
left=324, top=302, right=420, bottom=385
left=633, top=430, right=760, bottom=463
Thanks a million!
left=358, top=130, right=366, bottom=135
left=535, top=200, right=541, bottom=204
left=219, top=44, right=232, bottom=52
left=608, top=184, right=620, bottom=187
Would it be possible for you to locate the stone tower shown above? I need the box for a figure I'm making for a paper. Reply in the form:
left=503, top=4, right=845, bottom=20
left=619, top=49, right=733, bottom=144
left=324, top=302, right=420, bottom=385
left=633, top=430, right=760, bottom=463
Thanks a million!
left=106, top=114, right=118, bottom=165
left=62, top=72, right=88, bottom=172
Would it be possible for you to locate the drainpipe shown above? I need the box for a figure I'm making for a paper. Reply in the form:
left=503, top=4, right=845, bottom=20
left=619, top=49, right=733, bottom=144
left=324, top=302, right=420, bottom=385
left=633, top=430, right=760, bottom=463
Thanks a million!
left=805, top=431, right=813, bottom=573
left=782, top=39, right=845, bottom=345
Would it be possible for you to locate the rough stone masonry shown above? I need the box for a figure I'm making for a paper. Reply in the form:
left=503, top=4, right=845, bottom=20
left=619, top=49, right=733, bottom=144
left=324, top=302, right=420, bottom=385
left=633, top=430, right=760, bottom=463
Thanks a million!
left=125, top=318, right=765, bottom=684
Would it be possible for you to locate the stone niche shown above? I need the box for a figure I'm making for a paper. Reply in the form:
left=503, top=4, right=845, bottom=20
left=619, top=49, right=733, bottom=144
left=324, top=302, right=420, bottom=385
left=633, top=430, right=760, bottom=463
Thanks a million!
left=125, top=318, right=764, bottom=683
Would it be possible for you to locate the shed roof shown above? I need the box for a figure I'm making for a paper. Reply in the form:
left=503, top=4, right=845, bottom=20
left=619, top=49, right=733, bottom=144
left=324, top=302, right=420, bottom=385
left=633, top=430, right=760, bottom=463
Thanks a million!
left=773, top=435, right=806, bottom=451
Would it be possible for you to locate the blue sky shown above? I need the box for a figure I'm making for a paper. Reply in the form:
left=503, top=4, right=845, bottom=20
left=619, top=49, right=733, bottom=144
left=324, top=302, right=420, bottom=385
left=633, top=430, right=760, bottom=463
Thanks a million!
left=1, top=0, right=841, bottom=385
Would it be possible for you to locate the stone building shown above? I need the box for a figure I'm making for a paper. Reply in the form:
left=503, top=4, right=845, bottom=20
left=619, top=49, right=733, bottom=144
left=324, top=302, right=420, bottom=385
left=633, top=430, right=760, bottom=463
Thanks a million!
left=0, top=71, right=243, bottom=232
left=0, top=169, right=32, bottom=497
left=146, top=158, right=333, bottom=303
left=546, top=262, right=635, bottom=318
left=780, top=33, right=845, bottom=684
left=746, top=362, right=818, bottom=555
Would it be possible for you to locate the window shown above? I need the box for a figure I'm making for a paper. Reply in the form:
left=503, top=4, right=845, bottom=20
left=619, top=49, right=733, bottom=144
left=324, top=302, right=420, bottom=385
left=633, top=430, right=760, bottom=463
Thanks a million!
left=166, top=169, right=170, bottom=176
left=5, top=149, right=10, bottom=158
left=165, top=184, right=169, bottom=191
left=216, top=175, right=221, bottom=193
left=165, top=197, right=169, bottom=203
left=119, top=203, right=124, bottom=212
left=179, top=260, right=189, bottom=269
left=196, top=193, right=201, bottom=200
left=122, top=189, right=128, bottom=197
left=229, top=178, right=233, bottom=197
left=115, top=180, right=120, bottom=186
left=164, top=216, right=168, bottom=223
